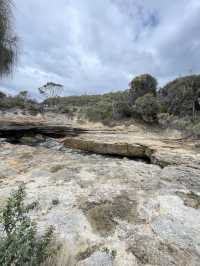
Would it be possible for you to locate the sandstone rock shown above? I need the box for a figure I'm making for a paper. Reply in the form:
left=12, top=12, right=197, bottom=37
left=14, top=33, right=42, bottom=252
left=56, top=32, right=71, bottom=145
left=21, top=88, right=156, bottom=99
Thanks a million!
left=63, top=133, right=200, bottom=169
left=0, top=129, right=200, bottom=265
left=77, top=251, right=114, bottom=266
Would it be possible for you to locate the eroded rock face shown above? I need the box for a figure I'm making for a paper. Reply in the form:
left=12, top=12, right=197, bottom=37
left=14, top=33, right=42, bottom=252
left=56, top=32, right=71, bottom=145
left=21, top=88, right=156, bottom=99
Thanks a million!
left=63, top=132, right=200, bottom=168
left=64, top=138, right=146, bottom=159
left=0, top=139, right=200, bottom=265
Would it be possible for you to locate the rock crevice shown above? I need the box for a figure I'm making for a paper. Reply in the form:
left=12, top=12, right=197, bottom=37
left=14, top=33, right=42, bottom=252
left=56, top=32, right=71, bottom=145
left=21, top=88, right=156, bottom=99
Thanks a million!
left=63, top=136, right=199, bottom=168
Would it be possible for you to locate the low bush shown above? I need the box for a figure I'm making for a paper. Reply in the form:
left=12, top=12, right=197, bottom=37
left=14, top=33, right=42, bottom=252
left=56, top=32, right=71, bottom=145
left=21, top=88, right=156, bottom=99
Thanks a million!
left=84, top=102, right=113, bottom=123
left=112, top=100, right=132, bottom=119
left=129, top=74, right=157, bottom=104
left=0, top=91, right=40, bottom=115
left=189, top=122, right=200, bottom=137
left=159, top=75, right=200, bottom=117
left=135, top=93, right=160, bottom=123
left=0, top=185, right=59, bottom=266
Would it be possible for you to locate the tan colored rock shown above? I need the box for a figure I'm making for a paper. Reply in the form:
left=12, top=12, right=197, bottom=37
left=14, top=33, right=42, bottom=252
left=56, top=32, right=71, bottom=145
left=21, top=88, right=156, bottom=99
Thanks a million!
left=0, top=138, right=200, bottom=265
left=63, top=133, right=200, bottom=168
left=1, top=117, right=200, bottom=265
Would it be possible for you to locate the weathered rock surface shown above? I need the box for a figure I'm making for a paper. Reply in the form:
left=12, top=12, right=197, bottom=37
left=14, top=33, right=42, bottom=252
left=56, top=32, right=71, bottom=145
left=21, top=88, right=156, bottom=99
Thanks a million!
left=0, top=134, right=200, bottom=265
left=0, top=119, right=87, bottom=138
left=1, top=115, right=200, bottom=265
left=63, top=132, right=200, bottom=168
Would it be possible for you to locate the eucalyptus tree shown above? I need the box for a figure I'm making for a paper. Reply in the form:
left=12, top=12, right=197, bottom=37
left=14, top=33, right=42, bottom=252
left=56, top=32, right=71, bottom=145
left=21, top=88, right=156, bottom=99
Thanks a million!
left=38, top=82, right=64, bottom=108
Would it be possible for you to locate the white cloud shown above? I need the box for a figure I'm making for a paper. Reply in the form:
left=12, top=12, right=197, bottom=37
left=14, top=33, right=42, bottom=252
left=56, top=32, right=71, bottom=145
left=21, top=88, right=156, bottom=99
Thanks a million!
left=0, top=0, right=200, bottom=97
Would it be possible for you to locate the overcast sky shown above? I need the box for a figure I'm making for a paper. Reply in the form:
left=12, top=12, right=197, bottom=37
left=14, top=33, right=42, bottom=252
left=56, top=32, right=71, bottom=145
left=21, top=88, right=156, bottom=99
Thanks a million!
left=0, top=0, right=200, bottom=98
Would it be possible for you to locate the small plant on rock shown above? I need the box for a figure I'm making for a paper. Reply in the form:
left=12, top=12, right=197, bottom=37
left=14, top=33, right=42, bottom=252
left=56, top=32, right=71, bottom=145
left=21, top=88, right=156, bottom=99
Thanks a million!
left=0, top=184, right=59, bottom=266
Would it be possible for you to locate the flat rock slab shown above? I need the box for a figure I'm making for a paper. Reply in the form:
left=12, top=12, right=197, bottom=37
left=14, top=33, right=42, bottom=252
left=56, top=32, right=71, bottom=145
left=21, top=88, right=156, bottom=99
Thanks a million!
left=1, top=118, right=200, bottom=265
left=0, top=140, right=200, bottom=265
left=0, top=120, right=87, bottom=137
left=63, top=132, right=200, bottom=168
left=1, top=118, right=200, bottom=167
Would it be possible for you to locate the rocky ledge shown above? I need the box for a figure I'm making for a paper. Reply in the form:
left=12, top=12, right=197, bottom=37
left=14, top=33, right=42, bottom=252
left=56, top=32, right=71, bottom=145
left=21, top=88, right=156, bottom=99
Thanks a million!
left=63, top=132, right=200, bottom=168
left=1, top=119, right=200, bottom=265
left=0, top=119, right=88, bottom=138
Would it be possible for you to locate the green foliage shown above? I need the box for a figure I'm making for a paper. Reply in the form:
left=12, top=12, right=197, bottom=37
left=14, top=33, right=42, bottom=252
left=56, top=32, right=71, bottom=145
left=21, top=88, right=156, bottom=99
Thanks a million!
left=112, top=91, right=132, bottom=119
left=85, top=102, right=113, bottom=123
left=47, top=91, right=127, bottom=123
left=102, top=247, right=117, bottom=258
left=0, top=91, right=6, bottom=98
left=17, top=90, right=29, bottom=100
left=159, top=75, right=200, bottom=117
left=129, top=74, right=157, bottom=104
left=0, top=185, right=58, bottom=266
left=2, top=73, right=200, bottom=128
left=191, top=122, right=200, bottom=137
left=44, top=91, right=125, bottom=108
left=135, top=93, right=160, bottom=123
left=112, top=100, right=132, bottom=119
left=0, top=92, right=40, bottom=115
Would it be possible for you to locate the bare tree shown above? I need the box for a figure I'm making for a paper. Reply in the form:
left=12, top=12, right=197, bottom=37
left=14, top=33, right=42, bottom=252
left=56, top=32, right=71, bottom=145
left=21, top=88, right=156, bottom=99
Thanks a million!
left=0, top=0, right=18, bottom=76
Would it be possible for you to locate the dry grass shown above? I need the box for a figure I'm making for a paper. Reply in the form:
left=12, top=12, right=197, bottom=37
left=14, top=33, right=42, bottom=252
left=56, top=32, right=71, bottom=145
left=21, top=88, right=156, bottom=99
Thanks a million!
left=42, top=241, right=75, bottom=266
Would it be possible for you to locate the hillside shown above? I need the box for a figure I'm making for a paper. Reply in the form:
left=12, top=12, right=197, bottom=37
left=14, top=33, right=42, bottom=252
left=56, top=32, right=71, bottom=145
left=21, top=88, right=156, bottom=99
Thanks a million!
left=1, top=74, right=200, bottom=137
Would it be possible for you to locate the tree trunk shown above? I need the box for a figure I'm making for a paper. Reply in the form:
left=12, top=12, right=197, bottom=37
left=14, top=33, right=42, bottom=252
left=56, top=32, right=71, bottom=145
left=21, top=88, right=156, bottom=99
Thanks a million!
left=192, top=100, right=196, bottom=122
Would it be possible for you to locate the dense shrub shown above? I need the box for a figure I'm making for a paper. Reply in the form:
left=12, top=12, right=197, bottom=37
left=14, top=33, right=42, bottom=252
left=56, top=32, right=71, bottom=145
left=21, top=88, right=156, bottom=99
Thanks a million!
left=135, top=93, right=160, bottom=123
left=159, top=75, right=200, bottom=117
left=0, top=91, right=6, bottom=98
left=129, top=74, right=157, bottom=104
left=111, top=91, right=132, bottom=119
left=191, top=122, right=200, bottom=137
left=85, top=103, right=113, bottom=123
left=43, top=91, right=125, bottom=109
left=112, top=100, right=132, bottom=119
left=158, top=113, right=192, bottom=129
left=2, top=74, right=200, bottom=128
left=0, top=185, right=59, bottom=266
left=0, top=93, right=40, bottom=115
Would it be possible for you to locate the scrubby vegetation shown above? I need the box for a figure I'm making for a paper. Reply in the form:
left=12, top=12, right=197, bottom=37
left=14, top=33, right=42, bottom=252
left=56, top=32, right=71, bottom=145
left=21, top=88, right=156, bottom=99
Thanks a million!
left=39, top=74, right=161, bottom=125
left=1, top=73, right=200, bottom=136
left=0, top=91, right=40, bottom=115
left=0, top=0, right=199, bottom=136
left=129, top=74, right=157, bottom=104
left=59, top=74, right=200, bottom=133
left=135, top=93, right=160, bottom=123
left=0, top=185, right=59, bottom=266
left=159, top=75, right=200, bottom=118
left=43, top=91, right=127, bottom=123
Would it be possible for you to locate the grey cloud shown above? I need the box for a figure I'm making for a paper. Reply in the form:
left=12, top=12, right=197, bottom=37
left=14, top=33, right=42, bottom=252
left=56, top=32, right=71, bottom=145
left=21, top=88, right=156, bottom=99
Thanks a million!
left=0, top=0, right=200, bottom=97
